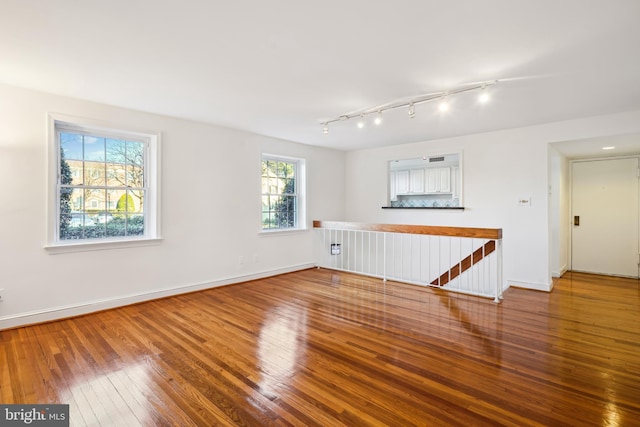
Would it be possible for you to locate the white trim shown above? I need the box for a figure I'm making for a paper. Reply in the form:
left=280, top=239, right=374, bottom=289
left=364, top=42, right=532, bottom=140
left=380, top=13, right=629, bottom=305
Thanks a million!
left=44, top=237, right=163, bottom=254
left=387, top=150, right=464, bottom=206
left=509, top=279, right=553, bottom=292
left=48, top=112, right=161, bottom=139
left=260, top=153, right=306, bottom=232
left=0, top=263, right=315, bottom=331
left=570, top=268, right=639, bottom=279
left=259, top=228, right=309, bottom=237
left=568, top=155, right=640, bottom=276
left=46, top=112, right=162, bottom=248
left=552, top=264, right=568, bottom=278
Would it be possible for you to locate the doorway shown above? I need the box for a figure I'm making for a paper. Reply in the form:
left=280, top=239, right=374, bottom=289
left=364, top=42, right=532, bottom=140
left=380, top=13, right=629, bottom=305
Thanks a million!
left=571, top=157, right=639, bottom=278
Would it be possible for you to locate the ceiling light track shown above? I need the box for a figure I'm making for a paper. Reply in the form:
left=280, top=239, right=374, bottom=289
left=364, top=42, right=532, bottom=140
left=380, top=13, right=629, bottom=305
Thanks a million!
left=321, top=80, right=498, bottom=134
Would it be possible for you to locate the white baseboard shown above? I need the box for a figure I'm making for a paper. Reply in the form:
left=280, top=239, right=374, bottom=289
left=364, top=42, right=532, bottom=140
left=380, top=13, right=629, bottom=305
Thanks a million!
left=508, top=279, right=553, bottom=292
left=0, top=263, right=315, bottom=330
left=552, top=264, right=568, bottom=278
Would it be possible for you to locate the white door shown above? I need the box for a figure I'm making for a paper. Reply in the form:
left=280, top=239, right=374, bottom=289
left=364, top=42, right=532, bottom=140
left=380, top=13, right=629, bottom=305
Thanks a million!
left=571, top=157, right=639, bottom=277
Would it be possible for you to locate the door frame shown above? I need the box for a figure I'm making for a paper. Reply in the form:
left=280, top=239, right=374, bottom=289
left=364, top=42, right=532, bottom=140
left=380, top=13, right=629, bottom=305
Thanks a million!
left=568, top=155, right=640, bottom=277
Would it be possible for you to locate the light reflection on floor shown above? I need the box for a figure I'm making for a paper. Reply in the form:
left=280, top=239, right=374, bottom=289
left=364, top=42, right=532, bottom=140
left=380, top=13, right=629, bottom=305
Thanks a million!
left=257, top=306, right=308, bottom=397
left=59, top=362, right=154, bottom=426
left=322, top=275, right=504, bottom=360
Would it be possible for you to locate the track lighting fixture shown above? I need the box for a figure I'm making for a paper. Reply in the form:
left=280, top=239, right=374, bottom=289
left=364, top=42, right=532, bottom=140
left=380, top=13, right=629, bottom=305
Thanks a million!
left=319, top=80, right=498, bottom=134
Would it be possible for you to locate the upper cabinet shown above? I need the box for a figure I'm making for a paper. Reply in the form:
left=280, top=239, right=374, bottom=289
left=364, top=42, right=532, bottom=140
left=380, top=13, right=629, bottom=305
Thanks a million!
left=409, top=168, right=425, bottom=193
left=426, top=167, right=450, bottom=193
left=395, top=168, right=425, bottom=195
left=395, top=170, right=409, bottom=194
left=394, top=166, right=451, bottom=195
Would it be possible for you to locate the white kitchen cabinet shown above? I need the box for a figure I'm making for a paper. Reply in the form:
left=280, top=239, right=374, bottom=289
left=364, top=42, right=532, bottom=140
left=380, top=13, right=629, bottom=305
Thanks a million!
left=409, top=169, right=425, bottom=193
left=426, top=167, right=451, bottom=193
left=438, top=167, right=450, bottom=192
left=396, top=170, right=410, bottom=194
left=395, top=169, right=425, bottom=194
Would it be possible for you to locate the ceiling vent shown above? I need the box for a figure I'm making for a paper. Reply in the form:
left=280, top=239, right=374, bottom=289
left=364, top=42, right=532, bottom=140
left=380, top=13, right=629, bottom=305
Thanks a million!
left=429, top=156, right=445, bottom=162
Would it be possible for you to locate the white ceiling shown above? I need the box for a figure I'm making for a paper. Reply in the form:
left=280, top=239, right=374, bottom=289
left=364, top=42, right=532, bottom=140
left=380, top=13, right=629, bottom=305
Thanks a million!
left=2, top=0, right=640, bottom=152
left=552, top=132, right=640, bottom=159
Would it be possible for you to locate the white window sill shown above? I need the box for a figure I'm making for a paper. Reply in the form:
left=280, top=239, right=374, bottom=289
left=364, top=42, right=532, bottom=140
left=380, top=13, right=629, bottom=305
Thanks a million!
left=44, top=237, right=163, bottom=254
left=259, top=228, right=309, bottom=237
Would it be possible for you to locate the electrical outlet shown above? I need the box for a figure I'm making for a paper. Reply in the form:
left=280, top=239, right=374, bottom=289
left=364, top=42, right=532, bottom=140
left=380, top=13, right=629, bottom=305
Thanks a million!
left=239, top=256, right=245, bottom=266
left=0, top=289, right=4, bottom=301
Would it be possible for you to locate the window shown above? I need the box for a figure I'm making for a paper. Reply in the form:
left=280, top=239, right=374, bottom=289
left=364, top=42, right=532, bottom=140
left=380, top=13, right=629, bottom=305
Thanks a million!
left=261, top=155, right=305, bottom=231
left=50, top=116, right=160, bottom=247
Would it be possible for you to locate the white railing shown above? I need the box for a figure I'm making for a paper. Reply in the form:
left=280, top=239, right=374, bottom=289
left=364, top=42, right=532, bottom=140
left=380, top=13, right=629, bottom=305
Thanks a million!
left=313, top=221, right=504, bottom=302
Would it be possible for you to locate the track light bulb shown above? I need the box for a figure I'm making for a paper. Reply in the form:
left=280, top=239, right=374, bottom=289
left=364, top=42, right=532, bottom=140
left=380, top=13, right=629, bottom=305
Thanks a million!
left=322, top=123, right=329, bottom=135
left=478, top=87, right=490, bottom=104
left=408, top=103, right=416, bottom=118
left=438, top=98, right=449, bottom=112
left=357, top=115, right=365, bottom=129
left=374, top=111, right=383, bottom=125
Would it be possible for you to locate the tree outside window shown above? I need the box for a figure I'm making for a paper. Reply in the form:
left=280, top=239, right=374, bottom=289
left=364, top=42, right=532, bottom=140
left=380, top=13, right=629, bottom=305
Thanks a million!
left=261, top=157, right=300, bottom=230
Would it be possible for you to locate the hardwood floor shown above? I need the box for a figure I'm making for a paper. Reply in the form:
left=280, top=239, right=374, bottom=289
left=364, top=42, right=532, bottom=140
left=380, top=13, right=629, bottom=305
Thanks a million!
left=1, top=269, right=639, bottom=426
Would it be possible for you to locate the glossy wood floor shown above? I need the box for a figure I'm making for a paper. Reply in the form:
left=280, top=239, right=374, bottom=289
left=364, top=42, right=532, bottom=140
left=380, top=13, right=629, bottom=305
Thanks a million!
left=1, top=269, right=639, bottom=426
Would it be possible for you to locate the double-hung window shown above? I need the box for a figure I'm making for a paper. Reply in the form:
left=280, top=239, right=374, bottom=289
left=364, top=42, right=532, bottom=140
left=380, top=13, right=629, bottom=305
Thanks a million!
left=49, top=116, right=160, bottom=248
left=261, top=155, right=305, bottom=231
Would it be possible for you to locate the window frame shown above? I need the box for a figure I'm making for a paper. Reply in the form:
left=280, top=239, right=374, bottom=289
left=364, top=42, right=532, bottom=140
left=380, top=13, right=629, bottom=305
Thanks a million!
left=46, top=113, right=162, bottom=253
left=260, top=154, right=306, bottom=233
left=388, top=151, right=463, bottom=208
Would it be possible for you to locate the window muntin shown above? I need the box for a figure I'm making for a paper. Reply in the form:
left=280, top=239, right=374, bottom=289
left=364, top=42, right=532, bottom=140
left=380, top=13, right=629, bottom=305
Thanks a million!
left=261, top=156, right=300, bottom=230
left=57, top=125, right=148, bottom=241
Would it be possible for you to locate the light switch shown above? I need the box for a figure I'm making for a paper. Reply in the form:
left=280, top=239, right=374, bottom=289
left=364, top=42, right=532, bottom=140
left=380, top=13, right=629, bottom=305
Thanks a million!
left=518, top=197, right=531, bottom=207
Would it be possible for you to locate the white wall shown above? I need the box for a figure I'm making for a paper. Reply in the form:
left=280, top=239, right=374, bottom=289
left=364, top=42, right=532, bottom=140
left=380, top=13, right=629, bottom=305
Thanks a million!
left=0, top=84, right=346, bottom=329
left=344, top=109, right=640, bottom=291
left=548, top=146, right=570, bottom=277
left=3, top=82, right=640, bottom=328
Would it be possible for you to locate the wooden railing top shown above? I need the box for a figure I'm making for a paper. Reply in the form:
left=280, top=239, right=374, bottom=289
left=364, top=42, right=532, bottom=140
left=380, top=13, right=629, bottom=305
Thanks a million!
left=313, top=220, right=502, bottom=240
